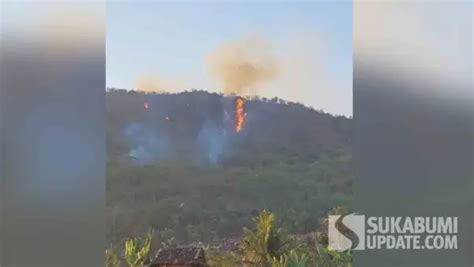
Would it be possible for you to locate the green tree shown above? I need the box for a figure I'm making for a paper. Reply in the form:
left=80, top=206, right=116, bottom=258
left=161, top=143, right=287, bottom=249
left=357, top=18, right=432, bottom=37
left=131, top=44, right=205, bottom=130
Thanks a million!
left=124, top=230, right=153, bottom=267
left=240, top=210, right=290, bottom=266
left=269, top=250, right=308, bottom=267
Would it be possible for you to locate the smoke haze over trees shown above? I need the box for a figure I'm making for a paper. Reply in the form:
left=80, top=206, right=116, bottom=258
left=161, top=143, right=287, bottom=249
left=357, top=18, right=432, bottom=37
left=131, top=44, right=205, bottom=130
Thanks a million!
left=106, top=89, right=352, bottom=246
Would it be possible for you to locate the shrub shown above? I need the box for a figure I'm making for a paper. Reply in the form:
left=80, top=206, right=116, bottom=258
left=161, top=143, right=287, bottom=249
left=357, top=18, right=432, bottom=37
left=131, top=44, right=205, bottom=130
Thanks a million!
left=124, top=230, right=153, bottom=267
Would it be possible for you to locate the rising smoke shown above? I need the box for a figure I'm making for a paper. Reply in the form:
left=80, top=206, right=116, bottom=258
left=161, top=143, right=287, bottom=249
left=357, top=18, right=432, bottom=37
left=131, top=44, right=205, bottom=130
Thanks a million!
left=135, top=75, right=186, bottom=93
left=206, top=34, right=279, bottom=96
left=123, top=33, right=348, bottom=165
left=124, top=93, right=235, bottom=166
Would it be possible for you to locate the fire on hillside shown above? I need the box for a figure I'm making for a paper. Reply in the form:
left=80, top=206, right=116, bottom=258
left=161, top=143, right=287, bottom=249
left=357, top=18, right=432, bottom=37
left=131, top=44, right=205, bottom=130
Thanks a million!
left=235, top=96, right=246, bottom=133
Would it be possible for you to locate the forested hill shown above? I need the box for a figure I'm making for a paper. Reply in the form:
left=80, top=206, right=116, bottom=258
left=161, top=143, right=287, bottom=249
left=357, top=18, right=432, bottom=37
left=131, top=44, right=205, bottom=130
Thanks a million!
left=106, top=89, right=351, bottom=164
left=106, top=88, right=352, bottom=245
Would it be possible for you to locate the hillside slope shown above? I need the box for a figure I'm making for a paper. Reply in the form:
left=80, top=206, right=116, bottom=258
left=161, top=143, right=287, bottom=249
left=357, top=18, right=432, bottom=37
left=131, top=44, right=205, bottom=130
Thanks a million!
left=106, top=89, right=352, bottom=245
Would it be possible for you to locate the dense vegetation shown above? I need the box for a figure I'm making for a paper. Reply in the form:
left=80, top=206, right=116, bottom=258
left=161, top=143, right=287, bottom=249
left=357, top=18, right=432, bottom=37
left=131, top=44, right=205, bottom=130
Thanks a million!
left=106, top=210, right=353, bottom=267
left=106, top=89, right=352, bottom=249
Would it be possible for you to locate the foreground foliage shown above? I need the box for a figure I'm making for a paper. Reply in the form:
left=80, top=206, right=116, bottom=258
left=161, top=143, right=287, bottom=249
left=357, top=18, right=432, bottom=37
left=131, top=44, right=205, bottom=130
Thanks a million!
left=269, top=250, right=309, bottom=267
left=107, top=210, right=352, bottom=267
left=240, top=210, right=289, bottom=265
left=124, top=230, right=153, bottom=267
left=105, top=248, right=120, bottom=267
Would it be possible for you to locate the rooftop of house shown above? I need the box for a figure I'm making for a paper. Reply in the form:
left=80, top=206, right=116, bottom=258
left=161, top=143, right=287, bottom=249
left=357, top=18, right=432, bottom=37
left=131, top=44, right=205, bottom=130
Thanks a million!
left=151, top=247, right=206, bottom=265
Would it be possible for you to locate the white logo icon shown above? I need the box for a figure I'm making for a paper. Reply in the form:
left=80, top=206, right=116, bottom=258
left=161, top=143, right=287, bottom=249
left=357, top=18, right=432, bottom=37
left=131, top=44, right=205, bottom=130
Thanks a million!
left=328, top=213, right=365, bottom=251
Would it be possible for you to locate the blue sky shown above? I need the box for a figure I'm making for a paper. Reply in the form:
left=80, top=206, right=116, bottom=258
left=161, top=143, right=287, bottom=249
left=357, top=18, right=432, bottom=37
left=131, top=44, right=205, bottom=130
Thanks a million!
left=107, top=1, right=352, bottom=115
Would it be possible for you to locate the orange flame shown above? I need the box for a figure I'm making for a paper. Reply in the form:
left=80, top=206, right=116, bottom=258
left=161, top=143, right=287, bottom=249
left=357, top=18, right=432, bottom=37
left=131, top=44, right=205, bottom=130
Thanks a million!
left=235, top=96, right=245, bottom=133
